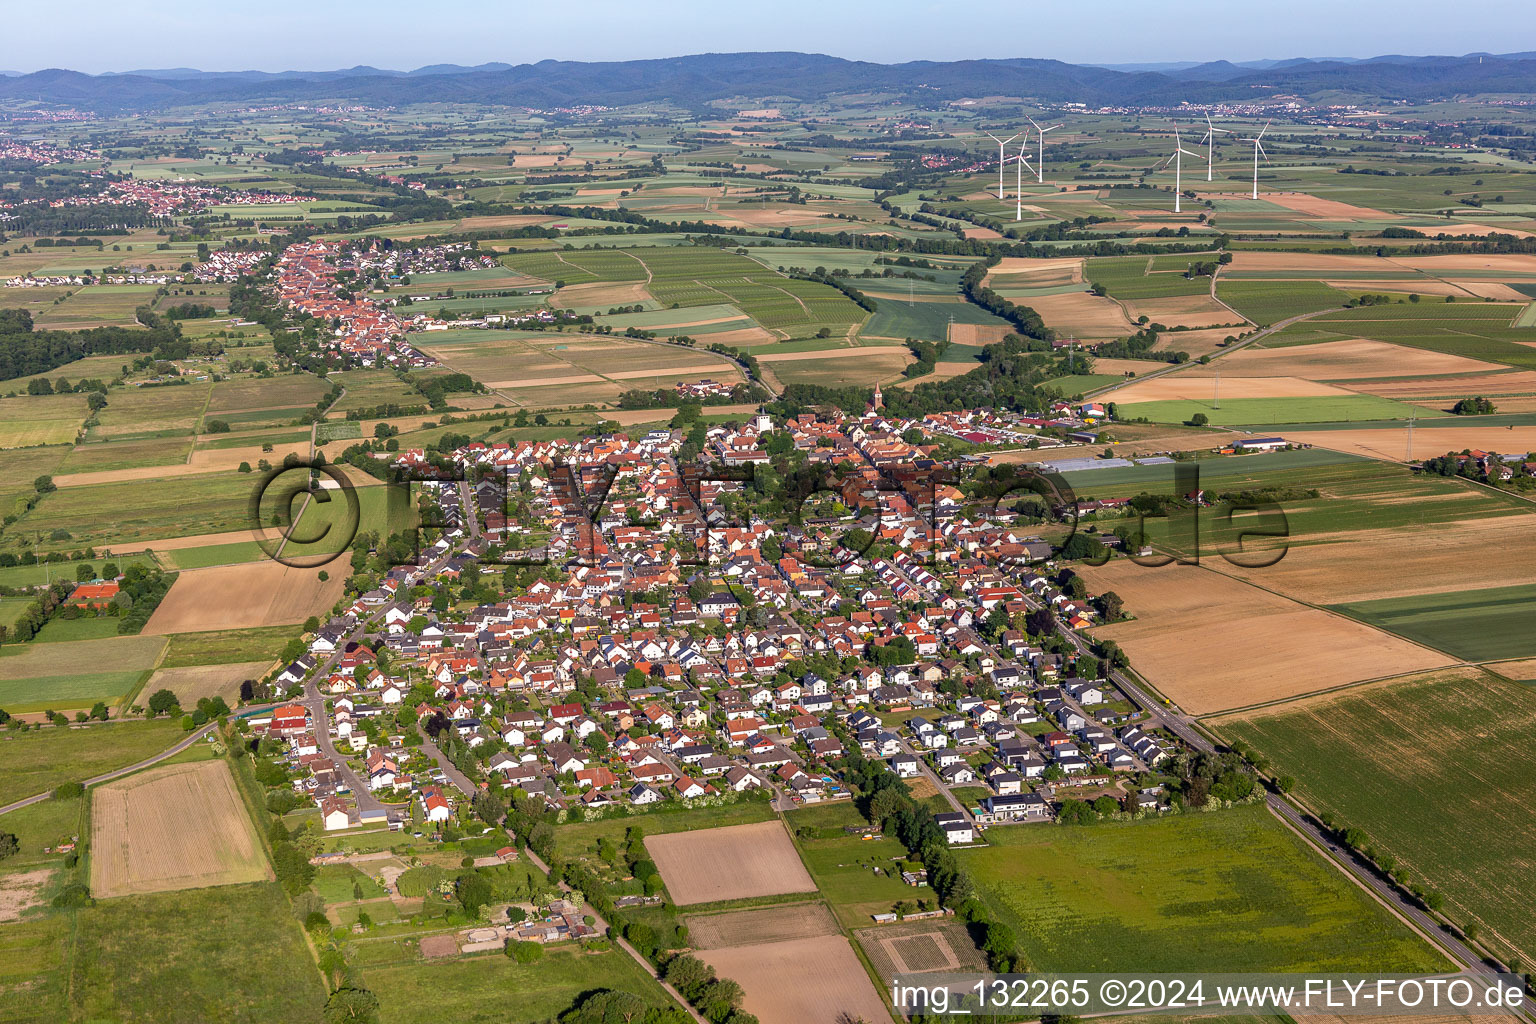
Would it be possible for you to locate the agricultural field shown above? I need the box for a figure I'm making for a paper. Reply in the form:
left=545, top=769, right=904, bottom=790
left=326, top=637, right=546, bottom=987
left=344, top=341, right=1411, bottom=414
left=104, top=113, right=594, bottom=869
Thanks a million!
left=66, top=882, right=328, bottom=1024
left=1075, top=560, right=1454, bottom=713
left=551, top=799, right=775, bottom=863
left=364, top=944, right=673, bottom=1024
left=0, top=719, right=182, bottom=806
left=694, top=926, right=891, bottom=1024
left=143, top=561, right=345, bottom=634
left=0, top=394, right=89, bottom=448
left=958, top=804, right=1446, bottom=973
left=1215, top=280, right=1350, bottom=325
left=90, top=760, right=271, bottom=898
left=1329, top=584, right=1536, bottom=660
left=0, top=635, right=167, bottom=714
left=1213, top=668, right=1536, bottom=964
left=645, top=820, right=816, bottom=905
left=856, top=916, right=989, bottom=984
left=156, top=625, right=299, bottom=669
left=140, top=660, right=273, bottom=705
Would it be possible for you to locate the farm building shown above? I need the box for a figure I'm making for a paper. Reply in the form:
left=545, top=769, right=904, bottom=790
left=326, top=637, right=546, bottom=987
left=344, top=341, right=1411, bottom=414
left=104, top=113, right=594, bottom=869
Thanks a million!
left=1234, top=436, right=1289, bottom=452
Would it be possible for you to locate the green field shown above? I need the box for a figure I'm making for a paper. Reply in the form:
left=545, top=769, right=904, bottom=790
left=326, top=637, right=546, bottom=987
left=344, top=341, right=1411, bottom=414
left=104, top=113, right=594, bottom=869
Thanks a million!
left=364, top=944, right=672, bottom=1024
left=0, top=635, right=166, bottom=713
left=1330, top=584, right=1536, bottom=660
left=158, top=625, right=298, bottom=668
left=861, top=297, right=1010, bottom=342
left=0, top=915, right=70, bottom=1024
left=15, top=471, right=257, bottom=550
left=1215, top=668, right=1536, bottom=965
left=785, top=801, right=919, bottom=928
left=0, top=394, right=88, bottom=448
left=1089, top=256, right=1217, bottom=299
left=1215, top=281, right=1350, bottom=326
left=958, top=804, right=1446, bottom=973
left=0, top=719, right=183, bottom=806
left=1116, top=393, right=1436, bottom=425
left=67, top=883, right=329, bottom=1024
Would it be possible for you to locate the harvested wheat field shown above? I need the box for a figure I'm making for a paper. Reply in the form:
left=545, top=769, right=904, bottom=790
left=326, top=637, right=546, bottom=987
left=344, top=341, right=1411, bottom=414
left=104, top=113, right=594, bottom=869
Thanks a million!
left=1348, top=370, right=1536, bottom=399
left=697, top=935, right=891, bottom=1024
left=91, top=760, right=270, bottom=898
left=1024, top=290, right=1134, bottom=339
left=1182, top=339, right=1501, bottom=380
left=553, top=281, right=654, bottom=308
left=1285, top=424, right=1536, bottom=463
left=1088, top=357, right=1178, bottom=377
left=144, top=561, right=346, bottom=634
left=1075, top=561, right=1453, bottom=713
left=144, top=661, right=274, bottom=705
left=1436, top=223, right=1536, bottom=239
left=1122, top=295, right=1242, bottom=328
left=1149, top=327, right=1240, bottom=359
left=1324, top=278, right=1477, bottom=298
left=607, top=363, right=739, bottom=381
left=948, top=323, right=1011, bottom=346
left=1398, top=253, right=1536, bottom=275
left=1226, top=251, right=1396, bottom=274
left=984, top=256, right=1081, bottom=288
left=706, top=327, right=777, bottom=347
left=1263, top=193, right=1393, bottom=220
left=1450, top=281, right=1533, bottom=301
left=645, top=820, right=815, bottom=905
left=687, top=903, right=840, bottom=949
left=1111, top=374, right=1354, bottom=402
left=1222, top=515, right=1536, bottom=604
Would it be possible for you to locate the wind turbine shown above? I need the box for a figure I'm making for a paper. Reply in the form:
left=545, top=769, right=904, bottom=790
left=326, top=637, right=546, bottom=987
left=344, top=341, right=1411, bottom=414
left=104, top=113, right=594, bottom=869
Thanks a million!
left=1240, top=120, right=1271, bottom=200
left=1198, top=112, right=1229, bottom=182
left=984, top=130, right=1021, bottom=200
left=1025, top=116, right=1062, bottom=184
left=1015, top=138, right=1036, bottom=220
left=1159, top=124, right=1202, bottom=213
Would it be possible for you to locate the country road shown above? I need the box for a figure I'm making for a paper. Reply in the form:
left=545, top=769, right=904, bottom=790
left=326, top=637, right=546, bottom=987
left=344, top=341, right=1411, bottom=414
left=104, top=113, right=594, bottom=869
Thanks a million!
left=0, top=706, right=278, bottom=816
left=1011, top=576, right=1529, bottom=1008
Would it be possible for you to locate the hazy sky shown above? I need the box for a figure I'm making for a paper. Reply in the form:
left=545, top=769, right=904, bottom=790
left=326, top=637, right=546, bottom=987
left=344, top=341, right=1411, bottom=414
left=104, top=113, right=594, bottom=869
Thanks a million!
left=4, top=0, right=1534, bottom=73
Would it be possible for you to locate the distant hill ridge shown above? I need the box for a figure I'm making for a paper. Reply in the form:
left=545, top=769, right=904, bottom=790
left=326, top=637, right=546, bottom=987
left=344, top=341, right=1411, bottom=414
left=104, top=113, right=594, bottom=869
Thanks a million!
left=3, top=50, right=1535, bottom=111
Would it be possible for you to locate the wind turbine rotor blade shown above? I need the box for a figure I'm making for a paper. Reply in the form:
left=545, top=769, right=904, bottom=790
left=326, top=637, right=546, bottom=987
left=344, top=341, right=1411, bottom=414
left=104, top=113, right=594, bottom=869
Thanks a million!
left=1257, top=120, right=1271, bottom=140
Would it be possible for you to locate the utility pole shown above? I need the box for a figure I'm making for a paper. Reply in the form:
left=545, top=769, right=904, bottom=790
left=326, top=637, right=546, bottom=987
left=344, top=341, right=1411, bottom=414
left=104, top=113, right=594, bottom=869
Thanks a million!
left=1213, top=370, right=1220, bottom=410
left=1407, top=415, right=1415, bottom=461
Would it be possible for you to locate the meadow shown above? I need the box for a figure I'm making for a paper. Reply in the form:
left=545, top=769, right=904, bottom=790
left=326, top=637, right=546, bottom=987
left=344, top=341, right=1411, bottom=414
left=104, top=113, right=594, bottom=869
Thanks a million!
left=0, top=719, right=182, bottom=806
left=0, top=635, right=167, bottom=713
left=958, top=804, right=1446, bottom=973
left=67, top=882, right=329, bottom=1024
left=1214, top=668, right=1536, bottom=965
left=0, top=394, right=88, bottom=448
left=363, top=944, right=673, bottom=1024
